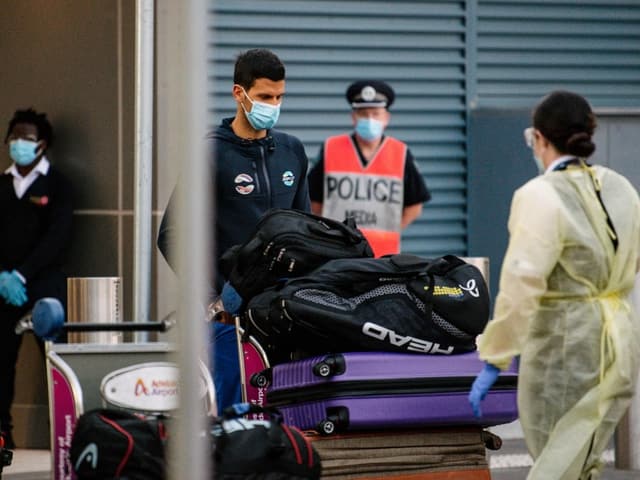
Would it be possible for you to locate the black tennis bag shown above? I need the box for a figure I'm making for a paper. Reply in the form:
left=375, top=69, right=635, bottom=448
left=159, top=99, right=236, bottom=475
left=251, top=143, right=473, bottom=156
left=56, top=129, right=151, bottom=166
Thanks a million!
left=220, top=209, right=373, bottom=301
left=244, top=254, right=490, bottom=361
left=70, top=409, right=167, bottom=480
left=212, top=403, right=321, bottom=480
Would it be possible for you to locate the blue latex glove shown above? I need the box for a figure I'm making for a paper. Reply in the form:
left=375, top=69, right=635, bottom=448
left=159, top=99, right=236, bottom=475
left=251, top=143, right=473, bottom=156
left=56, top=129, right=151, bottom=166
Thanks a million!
left=0, top=270, right=28, bottom=307
left=468, top=362, right=501, bottom=418
left=220, top=281, right=243, bottom=315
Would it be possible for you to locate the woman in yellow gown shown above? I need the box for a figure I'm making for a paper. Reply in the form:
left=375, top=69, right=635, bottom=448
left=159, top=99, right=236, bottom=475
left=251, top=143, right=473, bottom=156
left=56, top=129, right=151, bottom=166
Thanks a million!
left=469, top=90, right=640, bottom=479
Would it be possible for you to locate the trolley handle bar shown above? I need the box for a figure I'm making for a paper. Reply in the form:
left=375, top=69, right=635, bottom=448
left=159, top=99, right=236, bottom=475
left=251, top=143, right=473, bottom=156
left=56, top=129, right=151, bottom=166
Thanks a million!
left=62, top=321, right=172, bottom=332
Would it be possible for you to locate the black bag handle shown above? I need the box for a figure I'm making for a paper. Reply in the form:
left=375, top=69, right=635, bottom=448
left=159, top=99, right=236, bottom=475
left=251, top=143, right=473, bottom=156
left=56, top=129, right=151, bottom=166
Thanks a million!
left=305, top=215, right=364, bottom=245
left=342, top=215, right=357, bottom=229
left=389, top=254, right=465, bottom=321
left=387, top=254, right=466, bottom=275
left=220, top=402, right=282, bottom=422
left=307, top=223, right=357, bottom=242
left=424, top=255, right=466, bottom=275
left=388, top=253, right=430, bottom=270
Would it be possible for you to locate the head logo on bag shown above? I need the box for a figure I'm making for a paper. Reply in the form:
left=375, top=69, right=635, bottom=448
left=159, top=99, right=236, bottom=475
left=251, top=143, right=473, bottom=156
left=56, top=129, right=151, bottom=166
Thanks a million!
left=74, top=443, right=98, bottom=471
left=362, top=321, right=454, bottom=354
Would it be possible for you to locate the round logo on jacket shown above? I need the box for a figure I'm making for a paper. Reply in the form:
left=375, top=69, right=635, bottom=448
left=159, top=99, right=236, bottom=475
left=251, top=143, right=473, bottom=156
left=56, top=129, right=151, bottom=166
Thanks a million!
left=282, top=170, right=295, bottom=187
left=235, top=173, right=255, bottom=195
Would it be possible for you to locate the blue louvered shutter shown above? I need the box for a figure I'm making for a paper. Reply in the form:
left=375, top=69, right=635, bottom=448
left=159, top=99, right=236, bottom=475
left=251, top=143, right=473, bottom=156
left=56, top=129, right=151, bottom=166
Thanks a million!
left=476, top=0, right=640, bottom=109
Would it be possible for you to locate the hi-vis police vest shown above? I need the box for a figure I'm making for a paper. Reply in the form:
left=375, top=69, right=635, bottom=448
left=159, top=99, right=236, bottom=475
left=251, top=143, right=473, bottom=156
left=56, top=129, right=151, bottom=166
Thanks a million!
left=322, top=134, right=406, bottom=257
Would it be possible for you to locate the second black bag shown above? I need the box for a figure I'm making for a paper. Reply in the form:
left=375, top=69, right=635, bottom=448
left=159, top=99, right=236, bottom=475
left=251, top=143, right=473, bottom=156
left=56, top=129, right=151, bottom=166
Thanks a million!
left=212, top=403, right=322, bottom=480
left=244, top=254, right=490, bottom=361
left=220, top=208, right=374, bottom=300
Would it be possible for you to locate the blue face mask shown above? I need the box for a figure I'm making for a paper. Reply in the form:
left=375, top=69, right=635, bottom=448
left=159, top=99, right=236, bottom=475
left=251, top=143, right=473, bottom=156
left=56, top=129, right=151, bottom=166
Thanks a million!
left=355, top=118, right=385, bottom=141
left=9, top=139, right=40, bottom=166
left=241, top=88, right=281, bottom=131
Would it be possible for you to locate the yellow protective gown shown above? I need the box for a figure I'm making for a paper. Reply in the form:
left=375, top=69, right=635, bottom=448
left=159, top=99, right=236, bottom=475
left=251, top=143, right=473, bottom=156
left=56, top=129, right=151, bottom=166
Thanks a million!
left=478, top=164, right=640, bottom=480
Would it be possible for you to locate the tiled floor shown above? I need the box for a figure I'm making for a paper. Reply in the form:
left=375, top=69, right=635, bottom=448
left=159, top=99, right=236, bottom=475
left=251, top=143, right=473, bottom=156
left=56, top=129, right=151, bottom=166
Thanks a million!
left=2, top=449, right=50, bottom=479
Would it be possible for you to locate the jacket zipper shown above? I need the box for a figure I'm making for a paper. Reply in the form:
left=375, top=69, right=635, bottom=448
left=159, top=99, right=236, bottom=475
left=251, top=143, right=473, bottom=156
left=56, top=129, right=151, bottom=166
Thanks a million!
left=259, top=145, right=271, bottom=202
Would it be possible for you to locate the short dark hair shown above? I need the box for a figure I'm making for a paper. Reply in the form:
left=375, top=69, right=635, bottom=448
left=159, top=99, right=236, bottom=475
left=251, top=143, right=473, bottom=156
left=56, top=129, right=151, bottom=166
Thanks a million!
left=233, top=49, right=285, bottom=90
left=533, top=90, right=596, bottom=158
left=5, top=108, right=54, bottom=148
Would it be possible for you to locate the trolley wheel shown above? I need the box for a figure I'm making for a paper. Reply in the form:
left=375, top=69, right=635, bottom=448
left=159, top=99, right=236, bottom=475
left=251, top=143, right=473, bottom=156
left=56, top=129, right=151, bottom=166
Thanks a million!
left=312, top=354, right=345, bottom=378
left=250, top=372, right=269, bottom=388
left=312, top=361, right=332, bottom=378
left=317, top=407, right=348, bottom=436
left=482, top=430, right=503, bottom=451
left=318, top=419, right=336, bottom=435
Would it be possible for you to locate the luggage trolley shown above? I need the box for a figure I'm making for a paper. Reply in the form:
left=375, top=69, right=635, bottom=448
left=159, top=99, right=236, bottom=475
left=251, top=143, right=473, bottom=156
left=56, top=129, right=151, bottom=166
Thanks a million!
left=235, top=316, right=515, bottom=480
left=16, top=300, right=216, bottom=480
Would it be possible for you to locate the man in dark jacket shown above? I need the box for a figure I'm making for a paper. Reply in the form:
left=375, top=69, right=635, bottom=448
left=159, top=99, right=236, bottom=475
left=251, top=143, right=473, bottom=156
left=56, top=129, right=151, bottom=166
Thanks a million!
left=157, top=49, right=310, bottom=410
left=0, top=108, right=73, bottom=448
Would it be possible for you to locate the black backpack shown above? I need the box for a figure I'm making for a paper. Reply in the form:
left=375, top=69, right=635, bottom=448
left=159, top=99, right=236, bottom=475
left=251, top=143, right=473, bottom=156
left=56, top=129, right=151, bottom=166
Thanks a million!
left=244, top=254, right=490, bottom=361
left=70, top=409, right=167, bottom=480
left=212, top=403, right=321, bottom=480
left=220, top=209, right=373, bottom=301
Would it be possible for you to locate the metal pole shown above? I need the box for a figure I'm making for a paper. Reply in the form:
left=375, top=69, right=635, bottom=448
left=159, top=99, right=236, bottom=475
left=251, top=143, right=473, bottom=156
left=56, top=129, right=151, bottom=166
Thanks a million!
left=628, top=272, right=640, bottom=469
left=629, top=395, right=640, bottom=470
left=164, top=0, right=211, bottom=479
left=133, top=0, right=154, bottom=341
left=615, top=273, right=640, bottom=470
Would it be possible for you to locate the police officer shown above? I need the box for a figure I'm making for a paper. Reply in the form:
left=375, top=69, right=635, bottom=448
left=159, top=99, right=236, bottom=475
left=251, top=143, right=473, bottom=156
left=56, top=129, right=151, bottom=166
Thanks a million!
left=308, top=80, right=430, bottom=257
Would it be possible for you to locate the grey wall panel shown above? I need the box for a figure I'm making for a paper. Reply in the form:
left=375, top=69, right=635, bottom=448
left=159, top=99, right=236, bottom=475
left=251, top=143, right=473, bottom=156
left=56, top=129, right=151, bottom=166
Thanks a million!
left=467, top=109, right=534, bottom=300
left=65, top=215, right=120, bottom=278
left=592, top=114, right=640, bottom=187
left=210, top=0, right=469, bottom=257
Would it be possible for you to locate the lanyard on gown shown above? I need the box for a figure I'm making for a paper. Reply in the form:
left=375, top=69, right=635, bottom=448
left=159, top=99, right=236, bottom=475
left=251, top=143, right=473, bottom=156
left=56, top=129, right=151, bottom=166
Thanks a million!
left=554, top=158, right=619, bottom=252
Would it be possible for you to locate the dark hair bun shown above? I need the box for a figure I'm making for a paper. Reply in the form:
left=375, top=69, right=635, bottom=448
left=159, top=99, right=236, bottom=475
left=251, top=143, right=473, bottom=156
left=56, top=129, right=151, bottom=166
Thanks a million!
left=566, top=132, right=595, bottom=157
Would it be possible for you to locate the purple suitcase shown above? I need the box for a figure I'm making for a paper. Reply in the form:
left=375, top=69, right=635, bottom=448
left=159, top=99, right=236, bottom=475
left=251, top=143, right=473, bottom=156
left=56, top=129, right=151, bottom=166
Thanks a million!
left=262, top=351, right=518, bottom=435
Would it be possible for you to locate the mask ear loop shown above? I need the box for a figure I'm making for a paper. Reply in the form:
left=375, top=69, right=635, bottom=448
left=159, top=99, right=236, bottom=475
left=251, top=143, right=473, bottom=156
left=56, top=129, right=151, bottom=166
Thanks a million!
left=35, top=140, right=45, bottom=158
left=580, top=160, right=618, bottom=251
left=237, top=87, right=254, bottom=115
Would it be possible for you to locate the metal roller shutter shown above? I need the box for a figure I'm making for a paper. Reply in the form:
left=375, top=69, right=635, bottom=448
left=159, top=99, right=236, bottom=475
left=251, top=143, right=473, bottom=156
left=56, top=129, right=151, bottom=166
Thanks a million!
left=476, top=0, right=640, bottom=109
left=210, top=0, right=470, bottom=257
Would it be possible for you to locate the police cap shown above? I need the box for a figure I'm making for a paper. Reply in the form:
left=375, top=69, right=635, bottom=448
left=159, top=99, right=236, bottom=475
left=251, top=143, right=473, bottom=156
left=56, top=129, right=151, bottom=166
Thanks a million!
left=346, top=80, right=395, bottom=109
